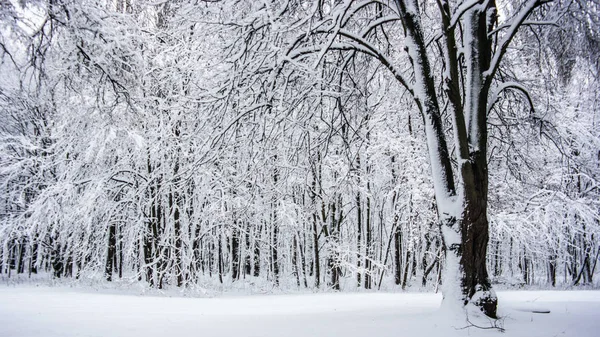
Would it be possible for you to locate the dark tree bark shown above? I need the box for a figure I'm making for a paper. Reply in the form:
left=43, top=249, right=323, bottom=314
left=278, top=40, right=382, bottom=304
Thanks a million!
left=310, top=164, right=321, bottom=288
left=548, top=256, right=556, bottom=287
left=105, top=224, right=116, bottom=281
left=231, top=226, right=240, bottom=281
left=402, top=250, right=411, bottom=290
left=364, top=183, right=373, bottom=290
left=356, top=190, right=363, bottom=287
left=271, top=162, right=280, bottom=286
left=253, top=225, right=261, bottom=277
left=170, top=190, right=183, bottom=287
left=394, top=224, right=402, bottom=285
left=30, top=239, right=38, bottom=275
left=292, top=235, right=301, bottom=287
left=271, top=222, right=279, bottom=286
left=218, top=233, right=224, bottom=284
left=244, top=228, right=252, bottom=277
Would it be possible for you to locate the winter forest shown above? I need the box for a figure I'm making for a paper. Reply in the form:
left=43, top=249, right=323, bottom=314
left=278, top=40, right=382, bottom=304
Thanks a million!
left=1, top=0, right=600, bottom=328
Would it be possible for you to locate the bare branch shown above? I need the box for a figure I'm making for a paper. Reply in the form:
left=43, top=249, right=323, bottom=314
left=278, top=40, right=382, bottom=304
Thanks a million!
left=485, top=0, right=548, bottom=82
left=487, top=81, right=535, bottom=114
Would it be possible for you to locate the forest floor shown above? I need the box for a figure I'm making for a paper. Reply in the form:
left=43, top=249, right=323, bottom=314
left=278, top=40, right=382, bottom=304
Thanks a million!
left=0, top=286, right=599, bottom=336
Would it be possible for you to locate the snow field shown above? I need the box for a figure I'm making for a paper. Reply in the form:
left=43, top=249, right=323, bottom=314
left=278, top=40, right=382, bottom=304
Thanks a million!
left=0, top=287, right=599, bottom=337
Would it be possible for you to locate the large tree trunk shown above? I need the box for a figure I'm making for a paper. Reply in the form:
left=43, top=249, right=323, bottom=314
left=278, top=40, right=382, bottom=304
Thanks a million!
left=457, top=1, right=497, bottom=317
left=396, top=0, right=497, bottom=318
left=460, top=174, right=495, bottom=316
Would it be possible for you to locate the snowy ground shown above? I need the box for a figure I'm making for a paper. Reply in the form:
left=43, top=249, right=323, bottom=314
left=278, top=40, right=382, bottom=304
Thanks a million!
left=0, top=286, right=599, bottom=337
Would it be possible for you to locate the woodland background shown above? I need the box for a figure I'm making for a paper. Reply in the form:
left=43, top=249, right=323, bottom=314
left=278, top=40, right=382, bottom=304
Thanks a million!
left=0, top=0, right=598, bottom=292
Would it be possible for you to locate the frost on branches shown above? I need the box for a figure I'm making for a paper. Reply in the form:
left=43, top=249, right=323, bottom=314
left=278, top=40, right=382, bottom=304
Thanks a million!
left=0, top=0, right=599, bottom=322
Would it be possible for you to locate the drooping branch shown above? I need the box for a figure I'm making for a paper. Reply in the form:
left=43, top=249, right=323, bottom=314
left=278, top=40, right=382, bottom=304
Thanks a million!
left=485, top=0, right=549, bottom=82
left=487, top=81, right=535, bottom=114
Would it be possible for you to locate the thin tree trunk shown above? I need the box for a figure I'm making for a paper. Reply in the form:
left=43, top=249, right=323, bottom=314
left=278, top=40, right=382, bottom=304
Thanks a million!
left=105, top=224, right=116, bottom=282
left=356, top=190, right=362, bottom=287
left=364, top=184, right=372, bottom=289
left=293, top=235, right=300, bottom=287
